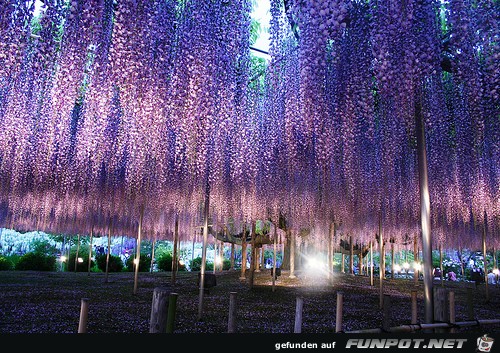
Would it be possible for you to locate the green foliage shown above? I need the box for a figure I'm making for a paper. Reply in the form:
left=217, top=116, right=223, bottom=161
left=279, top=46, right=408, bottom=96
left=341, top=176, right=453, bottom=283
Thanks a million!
left=222, top=258, right=231, bottom=270
left=95, top=254, right=125, bottom=272
left=15, top=252, right=56, bottom=271
left=189, top=256, right=213, bottom=271
left=157, top=252, right=186, bottom=271
left=125, top=253, right=151, bottom=272
left=31, top=239, right=58, bottom=256
left=67, top=250, right=94, bottom=272
left=0, top=256, right=14, bottom=270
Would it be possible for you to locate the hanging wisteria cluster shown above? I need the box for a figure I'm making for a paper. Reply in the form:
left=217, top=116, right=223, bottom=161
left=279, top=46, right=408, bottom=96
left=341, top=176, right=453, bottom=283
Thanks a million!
left=0, top=0, right=498, bottom=250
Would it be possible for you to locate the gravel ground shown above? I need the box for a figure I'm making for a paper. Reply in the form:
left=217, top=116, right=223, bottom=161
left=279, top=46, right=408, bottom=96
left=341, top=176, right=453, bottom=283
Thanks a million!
left=0, top=269, right=498, bottom=334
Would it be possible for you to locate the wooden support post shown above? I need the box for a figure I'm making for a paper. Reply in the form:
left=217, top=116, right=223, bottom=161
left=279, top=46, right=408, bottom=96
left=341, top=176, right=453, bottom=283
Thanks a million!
left=166, top=293, right=178, bottom=333
left=78, top=298, right=89, bottom=333
left=379, top=216, right=384, bottom=309
left=289, top=230, right=296, bottom=278
left=391, top=242, right=395, bottom=279
left=341, top=253, right=345, bottom=273
left=87, top=227, right=93, bottom=277
left=272, top=224, right=277, bottom=292
left=439, top=245, right=444, bottom=287
left=411, top=290, right=418, bottom=324
left=449, top=291, right=456, bottom=333
left=370, top=241, right=374, bottom=287
left=230, top=242, right=235, bottom=271
left=335, top=292, right=343, bottom=333
left=240, top=224, right=247, bottom=280
left=74, top=234, right=80, bottom=272
left=197, top=185, right=210, bottom=321
left=133, top=207, right=144, bottom=295
left=228, top=292, right=237, bottom=333
left=294, top=296, right=303, bottom=333
left=349, top=235, right=354, bottom=275
left=105, top=219, right=112, bottom=283
left=172, top=215, right=179, bottom=283
left=414, top=235, right=419, bottom=286
left=382, top=294, right=391, bottom=332
left=149, top=287, right=170, bottom=333
left=482, top=213, right=489, bottom=302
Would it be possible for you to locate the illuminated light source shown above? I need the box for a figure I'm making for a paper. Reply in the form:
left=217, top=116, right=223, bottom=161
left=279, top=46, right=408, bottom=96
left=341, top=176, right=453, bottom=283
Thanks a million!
left=215, top=256, right=222, bottom=265
left=179, top=259, right=185, bottom=266
left=133, top=258, right=139, bottom=265
left=414, top=262, right=422, bottom=271
left=77, top=257, right=83, bottom=263
left=60, top=255, right=67, bottom=262
left=394, top=264, right=401, bottom=273
left=403, top=262, right=410, bottom=270
left=493, top=269, right=499, bottom=275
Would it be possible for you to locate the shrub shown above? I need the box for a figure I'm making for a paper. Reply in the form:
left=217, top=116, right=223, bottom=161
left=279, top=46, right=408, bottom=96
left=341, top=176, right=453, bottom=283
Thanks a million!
left=95, top=254, right=124, bottom=272
left=0, top=256, right=14, bottom=270
left=67, top=251, right=94, bottom=272
left=189, top=256, right=213, bottom=271
left=125, top=253, right=151, bottom=272
left=15, top=252, right=56, bottom=271
left=157, top=253, right=186, bottom=272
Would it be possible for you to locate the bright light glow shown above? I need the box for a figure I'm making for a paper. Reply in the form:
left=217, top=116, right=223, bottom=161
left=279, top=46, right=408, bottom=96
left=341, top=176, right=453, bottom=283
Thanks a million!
left=306, top=257, right=325, bottom=270
left=403, top=262, right=410, bottom=270
left=394, top=264, right=401, bottom=273
left=77, top=257, right=83, bottom=263
left=493, top=269, right=499, bottom=275
left=414, top=262, right=422, bottom=271
left=60, top=255, right=67, bottom=262
left=133, top=258, right=139, bottom=265
left=215, top=256, right=222, bottom=265
left=179, top=259, right=185, bottom=266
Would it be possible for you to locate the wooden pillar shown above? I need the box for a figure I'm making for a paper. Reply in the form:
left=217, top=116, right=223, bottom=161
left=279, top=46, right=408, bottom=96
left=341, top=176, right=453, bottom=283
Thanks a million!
left=414, top=235, right=419, bottom=285
left=335, top=291, right=343, bottom=333
left=197, top=185, right=210, bottom=321
left=328, top=222, right=333, bottom=280
left=172, top=215, right=179, bottom=283
left=289, top=230, right=296, bottom=278
left=230, top=242, right=235, bottom=271
left=272, top=224, right=277, bottom=292
left=482, top=212, right=489, bottom=302
left=349, top=235, right=354, bottom=275
left=133, top=207, right=144, bottom=295
left=341, top=253, right=345, bottom=273
left=149, top=287, right=169, bottom=333
left=370, top=241, right=374, bottom=287
left=150, top=238, right=156, bottom=273
left=240, top=224, right=247, bottom=280
left=249, top=221, right=256, bottom=288
left=78, top=298, right=89, bottom=333
left=74, top=234, right=80, bottom=272
left=379, top=216, right=384, bottom=309
left=439, top=244, right=444, bottom=287
left=87, top=226, right=93, bottom=277
left=391, top=242, right=395, bottom=279
left=294, top=296, right=304, bottom=333
left=105, top=219, right=112, bottom=283
left=228, top=292, right=237, bottom=333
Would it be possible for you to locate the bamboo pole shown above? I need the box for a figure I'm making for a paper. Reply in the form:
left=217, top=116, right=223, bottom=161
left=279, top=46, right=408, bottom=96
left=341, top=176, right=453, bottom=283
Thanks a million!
left=87, top=226, right=93, bottom=277
left=439, top=244, right=444, bottom=287
left=197, top=185, right=210, bottom=321
left=483, top=211, right=489, bottom=302
left=172, top=215, right=179, bottom=283
left=416, top=92, right=434, bottom=324
left=240, top=224, right=247, bottom=280
left=289, top=230, right=296, bottom=278
left=150, top=238, right=156, bottom=273
left=105, top=219, right=112, bottom=283
left=349, top=235, right=354, bottom=275
left=133, top=207, right=144, bottom=295
left=74, top=234, right=80, bottom=272
left=379, top=216, right=384, bottom=309
left=370, top=241, right=374, bottom=287
left=272, top=224, right=277, bottom=291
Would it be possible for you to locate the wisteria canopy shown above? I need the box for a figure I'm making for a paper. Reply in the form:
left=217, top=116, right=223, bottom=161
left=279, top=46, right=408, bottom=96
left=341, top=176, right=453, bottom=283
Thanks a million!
left=0, top=0, right=498, bottom=251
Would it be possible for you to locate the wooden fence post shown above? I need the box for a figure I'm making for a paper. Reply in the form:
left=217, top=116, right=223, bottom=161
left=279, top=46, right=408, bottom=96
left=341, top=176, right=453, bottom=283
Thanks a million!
left=335, top=292, right=343, bottom=333
left=294, top=296, right=303, bottom=333
left=228, top=292, right=237, bottom=333
left=411, top=290, right=418, bottom=325
left=166, top=293, right=178, bottom=333
left=382, top=295, right=391, bottom=331
left=78, top=298, right=89, bottom=333
left=149, top=287, right=170, bottom=333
